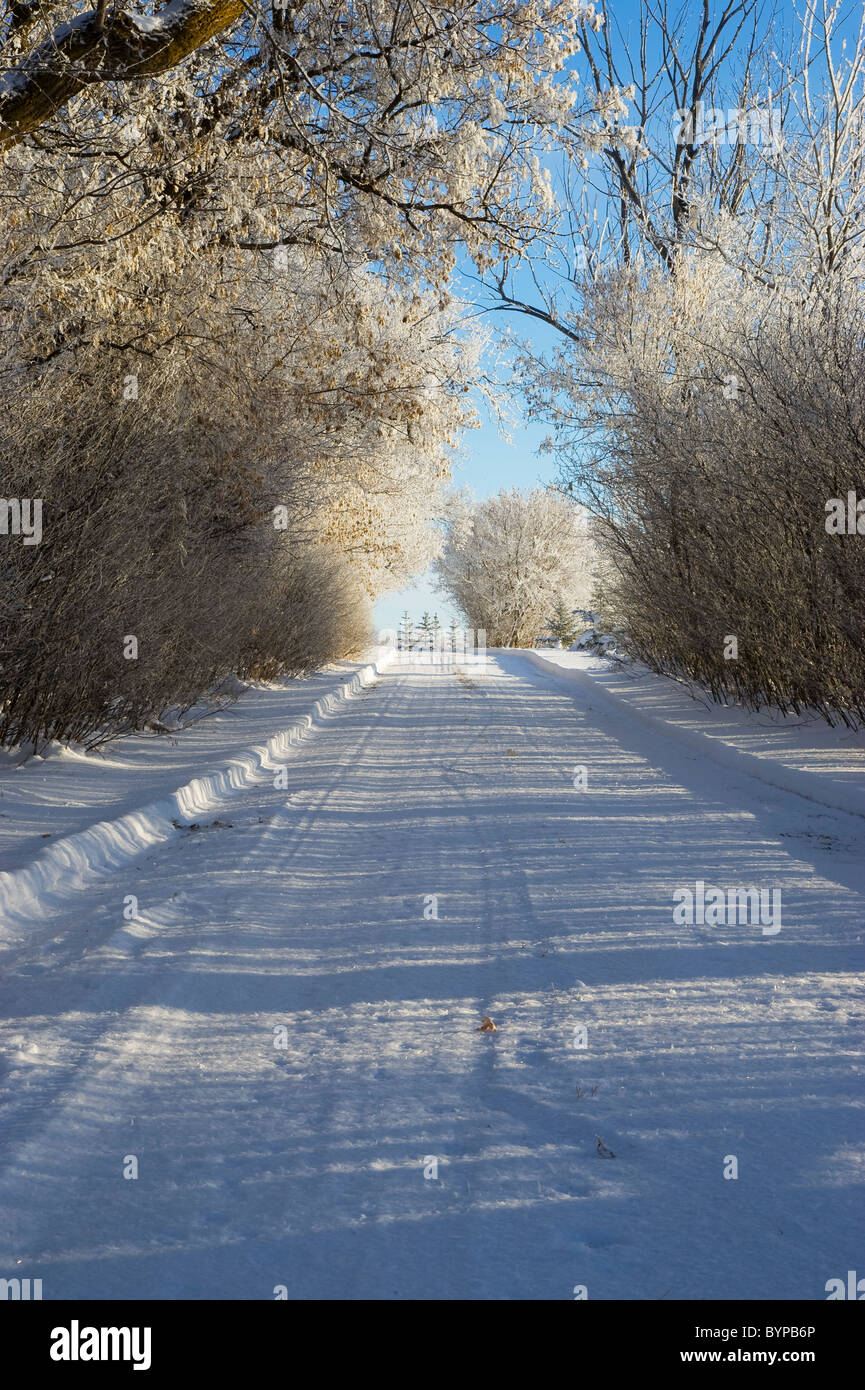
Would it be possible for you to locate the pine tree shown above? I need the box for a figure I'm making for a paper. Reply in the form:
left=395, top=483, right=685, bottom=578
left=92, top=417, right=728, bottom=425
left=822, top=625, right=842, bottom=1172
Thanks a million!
left=545, top=596, right=582, bottom=647
left=398, top=609, right=413, bottom=651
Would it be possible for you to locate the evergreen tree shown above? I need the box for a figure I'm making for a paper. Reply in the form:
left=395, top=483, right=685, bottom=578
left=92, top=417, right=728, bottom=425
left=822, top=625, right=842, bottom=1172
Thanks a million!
left=398, top=609, right=413, bottom=651
left=545, top=596, right=582, bottom=647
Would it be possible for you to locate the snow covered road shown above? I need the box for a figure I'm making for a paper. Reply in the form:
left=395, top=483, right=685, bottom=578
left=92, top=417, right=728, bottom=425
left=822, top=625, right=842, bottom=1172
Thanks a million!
left=0, top=654, right=862, bottom=1300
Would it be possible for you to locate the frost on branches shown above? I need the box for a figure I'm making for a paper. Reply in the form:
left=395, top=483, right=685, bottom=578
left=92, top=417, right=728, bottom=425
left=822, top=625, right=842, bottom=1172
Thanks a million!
left=498, top=0, right=865, bottom=723
left=0, top=2, right=612, bottom=745
left=435, top=488, right=596, bottom=647
left=0, top=226, right=482, bottom=743
left=0, top=1, right=602, bottom=275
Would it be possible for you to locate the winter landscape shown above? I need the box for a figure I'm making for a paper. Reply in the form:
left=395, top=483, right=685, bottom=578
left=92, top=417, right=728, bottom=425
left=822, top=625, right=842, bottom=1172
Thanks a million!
left=0, top=0, right=863, bottom=1321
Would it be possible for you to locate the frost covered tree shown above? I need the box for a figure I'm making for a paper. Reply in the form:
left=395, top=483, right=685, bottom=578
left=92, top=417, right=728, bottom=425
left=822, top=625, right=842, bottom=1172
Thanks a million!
left=493, top=0, right=865, bottom=721
left=398, top=611, right=414, bottom=652
left=0, top=0, right=604, bottom=285
left=0, top=215, right=484, bottom=744
left=0, top=0, right=616, bottom=745
left=435, top=488, right=595, bottom=647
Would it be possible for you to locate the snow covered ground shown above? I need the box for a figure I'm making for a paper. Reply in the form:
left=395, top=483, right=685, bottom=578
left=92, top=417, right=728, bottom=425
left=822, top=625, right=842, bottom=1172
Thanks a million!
left=532, top=647, right=865, bottom=819
left=0, top=651, right=862, bottom=1299
left=0, top=653, right=389, bottom=953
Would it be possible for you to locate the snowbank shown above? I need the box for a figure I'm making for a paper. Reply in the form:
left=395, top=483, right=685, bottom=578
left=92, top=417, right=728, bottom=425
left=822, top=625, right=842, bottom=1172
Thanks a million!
left=0, top=648, right=393, bottom=945
left=521, top=648, right=865, bottom=821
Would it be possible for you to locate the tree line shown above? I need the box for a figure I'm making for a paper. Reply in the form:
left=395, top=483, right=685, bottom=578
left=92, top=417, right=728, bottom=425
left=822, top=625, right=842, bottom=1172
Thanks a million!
left=496, top=0, right=865, bottom=723
left=0, top=1, right=601, bottom=746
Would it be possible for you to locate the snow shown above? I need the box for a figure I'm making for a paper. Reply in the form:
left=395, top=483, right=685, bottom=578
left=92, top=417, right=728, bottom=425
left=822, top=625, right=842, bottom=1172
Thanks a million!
left=526, top=648, right=865, bottom=820
left=0, top=651, right=862, bottom=1299
left=0, top=650, right=391, bottom=954
left=130, top=1, right=209, bottom=37
left=0, top=2, right=212, bottom=101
